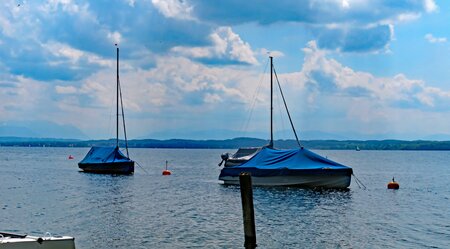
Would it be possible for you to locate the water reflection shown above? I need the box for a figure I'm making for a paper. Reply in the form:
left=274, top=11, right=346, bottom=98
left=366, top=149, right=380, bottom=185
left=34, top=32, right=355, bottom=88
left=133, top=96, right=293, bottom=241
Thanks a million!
left=2, top=148, right=449, bottom=248
left=219, top=184, right=354, bottom=248
left=78, top=174, right=135, bottom=247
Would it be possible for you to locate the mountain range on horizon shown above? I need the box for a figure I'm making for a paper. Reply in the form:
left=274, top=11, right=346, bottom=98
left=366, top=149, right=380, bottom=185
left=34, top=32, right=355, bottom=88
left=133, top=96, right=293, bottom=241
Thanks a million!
left=2, top=121, right=450, bottom=141
left=143, top=129, right=450, bottom=141
left=0, top=121, right=88, bottom=140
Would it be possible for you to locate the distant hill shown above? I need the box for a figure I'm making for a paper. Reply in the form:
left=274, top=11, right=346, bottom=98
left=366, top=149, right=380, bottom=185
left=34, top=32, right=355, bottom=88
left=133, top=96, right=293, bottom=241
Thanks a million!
left=1, top=137, right=450, bottom=150
left=0, top=121, right=88, bottom=140
left=144, top=128, right=450, bottom=141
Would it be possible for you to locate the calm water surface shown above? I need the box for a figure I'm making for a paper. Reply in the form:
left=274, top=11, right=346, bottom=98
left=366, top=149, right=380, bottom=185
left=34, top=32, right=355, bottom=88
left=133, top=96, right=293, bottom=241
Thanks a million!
left=1, top=147, right=449, bottom=248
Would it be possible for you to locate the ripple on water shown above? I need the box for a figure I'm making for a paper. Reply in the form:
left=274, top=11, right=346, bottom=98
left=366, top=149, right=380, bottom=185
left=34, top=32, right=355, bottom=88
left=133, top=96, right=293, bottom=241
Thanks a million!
left=1, top=148, right=449, bottom=248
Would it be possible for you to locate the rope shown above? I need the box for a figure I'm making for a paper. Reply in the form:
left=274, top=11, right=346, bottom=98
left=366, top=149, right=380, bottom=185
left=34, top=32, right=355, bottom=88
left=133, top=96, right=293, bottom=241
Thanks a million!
left=353, top=175, right=362, bottom=189
left=240, top=60, right=269, bottom=136
left=352, top=173, right=367, bottom=190
left=118, top=79, right=130, bottom=158
left=275, top=84, right=287, bottom=141
left=107, top=91, right=115, bottom=140
left=136, top=161, right=150, bottom=175
left=273, top=67, right=302, bottom=148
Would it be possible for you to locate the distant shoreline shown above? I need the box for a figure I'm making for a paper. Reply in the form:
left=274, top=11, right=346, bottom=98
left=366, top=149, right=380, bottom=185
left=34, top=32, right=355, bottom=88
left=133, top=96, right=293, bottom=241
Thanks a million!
left=1, top=137, right=450, bottom=150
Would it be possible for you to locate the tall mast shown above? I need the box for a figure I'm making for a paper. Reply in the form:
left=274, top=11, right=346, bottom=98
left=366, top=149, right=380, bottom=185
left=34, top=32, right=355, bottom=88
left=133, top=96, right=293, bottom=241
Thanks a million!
left=116, top=46, right=119, bottom=147
left=269, top=56, right=274, bottom=148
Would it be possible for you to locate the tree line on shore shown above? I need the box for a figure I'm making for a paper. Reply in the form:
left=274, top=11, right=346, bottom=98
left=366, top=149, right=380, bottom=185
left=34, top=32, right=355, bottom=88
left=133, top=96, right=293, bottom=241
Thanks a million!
left=1, top=137, right=450, bottom=150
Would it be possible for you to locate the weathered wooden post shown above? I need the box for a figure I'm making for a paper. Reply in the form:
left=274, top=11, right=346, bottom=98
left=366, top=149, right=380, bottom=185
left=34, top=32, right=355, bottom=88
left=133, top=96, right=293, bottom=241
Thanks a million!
left=239, top=172, right=257, bottom=249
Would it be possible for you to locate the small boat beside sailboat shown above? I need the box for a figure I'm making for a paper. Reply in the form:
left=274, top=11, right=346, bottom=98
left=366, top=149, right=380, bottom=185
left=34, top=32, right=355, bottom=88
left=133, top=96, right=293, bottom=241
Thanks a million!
left=218, top=56, right=352, bottom=188
left=78, top=46, right=134, bottom=174
left=219, top=147, right=262, bottom=167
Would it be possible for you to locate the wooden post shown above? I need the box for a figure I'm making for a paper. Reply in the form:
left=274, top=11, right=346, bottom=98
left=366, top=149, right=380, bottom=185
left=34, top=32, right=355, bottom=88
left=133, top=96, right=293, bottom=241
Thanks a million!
left=239, top=172, right=257, bottom=249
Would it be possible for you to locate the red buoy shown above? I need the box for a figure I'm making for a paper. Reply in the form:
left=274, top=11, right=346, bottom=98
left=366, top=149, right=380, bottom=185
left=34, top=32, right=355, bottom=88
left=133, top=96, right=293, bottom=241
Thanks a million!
left=162, top=160, right=172, bottom=176
left=68, top=155, right=74, bottom=160
left=387, top=177, right=399, bottom=189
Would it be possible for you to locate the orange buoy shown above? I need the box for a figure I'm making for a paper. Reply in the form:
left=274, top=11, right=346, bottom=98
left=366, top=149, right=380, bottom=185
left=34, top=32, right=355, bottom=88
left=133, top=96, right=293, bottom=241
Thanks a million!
left=387, top=177, right=399, bottom=189
left=162, top=160, right=172, bottom=176
left=68, top=155, right=74, bottom=160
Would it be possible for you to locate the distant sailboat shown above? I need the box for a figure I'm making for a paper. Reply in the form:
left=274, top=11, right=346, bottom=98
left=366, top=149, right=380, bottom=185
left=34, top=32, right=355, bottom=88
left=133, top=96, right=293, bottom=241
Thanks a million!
left=218, top=56, right=353, bottom=188
left=78, top=46, right=134, bottom=174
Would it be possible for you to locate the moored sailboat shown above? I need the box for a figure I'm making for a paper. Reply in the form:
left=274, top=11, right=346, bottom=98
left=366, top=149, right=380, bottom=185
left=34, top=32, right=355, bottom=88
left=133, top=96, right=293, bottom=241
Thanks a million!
left=78, top=46, right=134, bottom=174
left=218, top=57, right=352, bottom=188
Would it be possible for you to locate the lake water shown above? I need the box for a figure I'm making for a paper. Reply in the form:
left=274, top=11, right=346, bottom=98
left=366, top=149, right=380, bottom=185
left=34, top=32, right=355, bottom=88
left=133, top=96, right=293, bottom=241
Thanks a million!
left=1, top=147, right=449, bottom=248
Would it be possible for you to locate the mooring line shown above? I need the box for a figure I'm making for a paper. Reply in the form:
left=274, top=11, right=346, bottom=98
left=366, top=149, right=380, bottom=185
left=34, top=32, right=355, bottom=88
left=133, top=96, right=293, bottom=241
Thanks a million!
left=352, top=173, right=367, bottom=190
left=136, top=161, right=150, bottom=175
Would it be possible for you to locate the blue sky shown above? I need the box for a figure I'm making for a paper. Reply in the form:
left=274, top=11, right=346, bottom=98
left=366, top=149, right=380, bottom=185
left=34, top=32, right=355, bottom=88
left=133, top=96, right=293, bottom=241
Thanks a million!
left=1, top=0, right=450, bottom=140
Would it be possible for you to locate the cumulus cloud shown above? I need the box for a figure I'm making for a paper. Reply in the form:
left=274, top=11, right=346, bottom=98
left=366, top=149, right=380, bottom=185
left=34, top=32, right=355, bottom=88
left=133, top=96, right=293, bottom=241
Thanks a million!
left=298, top=41, right=450, bottom=109
left=0, top=74, right=50, bottom=120
left=187, top=0, right=436, bottom=52
left=152, top=0, right=194, bottom=20
left=259, top=49, right=284, bottom=58
left=55, top=85, right=78, bottom=94
left=424, top=0, right=438, bottom=13
left=424, top=33, right=447, bottom=43
left=315, top=25, right=393, bottom=52
left=49, top=55, right=264, bottom=137
left=171, top=27, right=257, bottom=65
left=0, top=0, right=219, bottom=81
left=0, top=0, right=440, bottom=84
left=1, top=0, right=448, bottom=139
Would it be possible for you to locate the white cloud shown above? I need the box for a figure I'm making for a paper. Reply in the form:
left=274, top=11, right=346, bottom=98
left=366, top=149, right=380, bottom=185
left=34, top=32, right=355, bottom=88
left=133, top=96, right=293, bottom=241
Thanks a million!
left=298, top=40, right=450, bottom=109
left=55, top=85, right=78, bottom=94
left=424, top=0, right=438, bottom=13
left=0, top=75, right=49, bottom=120
left=171, top=27, right=258, bottom=65
left=126, top=0, right=136, bottom=7
left=341, top=0, right=350, bottom=9
left=152, top=0, right=194, bottom=20
left=259, top=49, right=285, bottom=58
left=43, top=42, right=112, bottom=67
left=0, top=11, right=13, bottom=37
left=41, top=0, right=86, bottom=14
left=424, top=33, right=447, bottom=43
left=108, top=31, right=122, bottom=45
left=47, top=55, right=265, bottom=137
left=395, top=13, right=422, bottom=22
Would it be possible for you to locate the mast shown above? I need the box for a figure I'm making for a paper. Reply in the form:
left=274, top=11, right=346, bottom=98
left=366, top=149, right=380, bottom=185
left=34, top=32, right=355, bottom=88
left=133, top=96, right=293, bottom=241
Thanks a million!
left=116, top=46, right=119, bottom=148
left=269, top=56, right=274, bottom=148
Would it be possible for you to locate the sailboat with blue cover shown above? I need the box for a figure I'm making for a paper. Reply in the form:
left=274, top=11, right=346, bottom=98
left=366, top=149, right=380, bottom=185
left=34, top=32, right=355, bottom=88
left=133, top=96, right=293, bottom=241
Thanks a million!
left=219, top=57, right=352, bottom=188
left=78, top=46, right=134, bottom=174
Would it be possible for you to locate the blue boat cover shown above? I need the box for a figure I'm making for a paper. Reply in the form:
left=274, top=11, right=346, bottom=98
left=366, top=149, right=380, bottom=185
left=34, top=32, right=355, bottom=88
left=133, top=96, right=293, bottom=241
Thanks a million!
left=79, top=146, right=132, bottom=164
left=220, top=147, right=352, bottom=177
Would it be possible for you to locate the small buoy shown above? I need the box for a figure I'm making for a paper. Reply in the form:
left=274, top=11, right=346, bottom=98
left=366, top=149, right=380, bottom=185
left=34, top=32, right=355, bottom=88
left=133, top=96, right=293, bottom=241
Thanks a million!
left=162, top=160, right=172, bottom=176
left=68, top=155, right=74, bottom=160
left=387, top=177, right=399, bottom=189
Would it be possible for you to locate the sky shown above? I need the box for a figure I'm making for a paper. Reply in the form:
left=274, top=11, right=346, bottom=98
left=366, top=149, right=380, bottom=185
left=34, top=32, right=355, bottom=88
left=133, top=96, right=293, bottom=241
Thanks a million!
left=1, top=0, right=450, bottom=140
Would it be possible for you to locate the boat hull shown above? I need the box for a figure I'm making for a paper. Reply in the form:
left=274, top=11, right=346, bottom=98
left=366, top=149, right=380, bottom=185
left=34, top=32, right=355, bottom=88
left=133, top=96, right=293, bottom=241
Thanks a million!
left=78, top=161, right=134, bottom=174
left=0, top=235, right=75, bottom=249
left=224, top=158, right=250, bottom=167
left=219, top=174, right=351, bottom=188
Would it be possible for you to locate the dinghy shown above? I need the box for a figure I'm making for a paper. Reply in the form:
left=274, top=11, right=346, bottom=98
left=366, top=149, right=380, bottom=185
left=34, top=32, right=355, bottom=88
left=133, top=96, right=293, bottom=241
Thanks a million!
left=0, top=231, right=75, bottom=249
